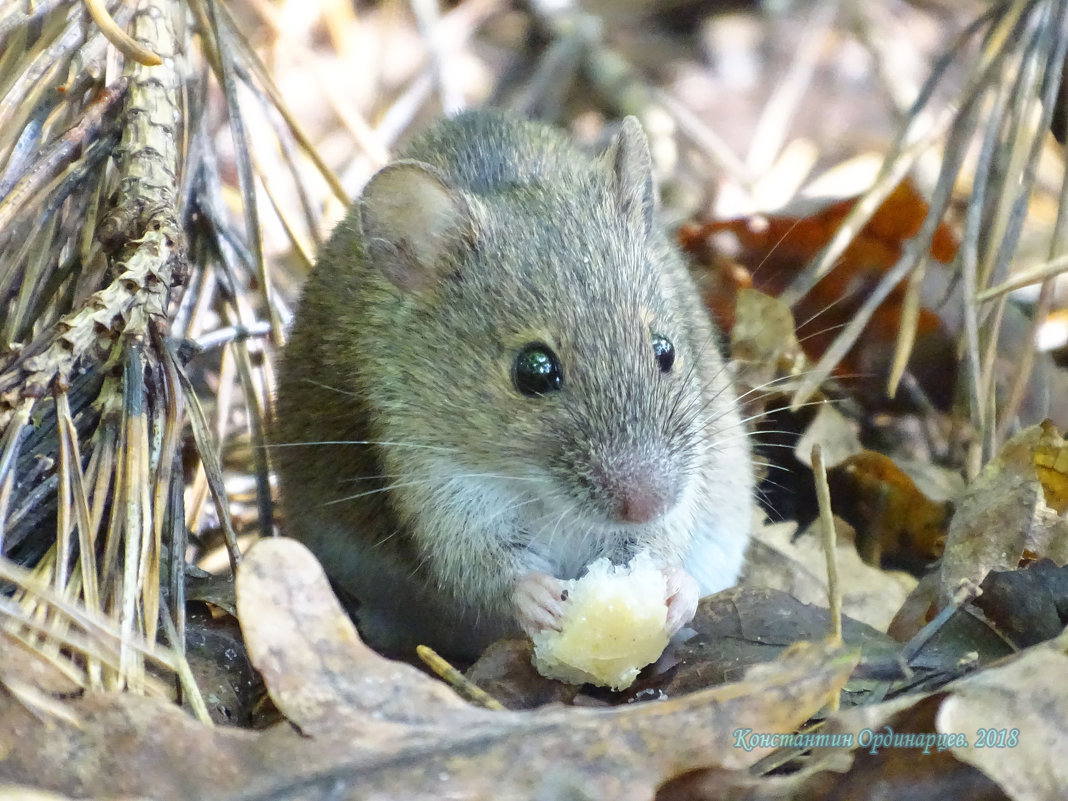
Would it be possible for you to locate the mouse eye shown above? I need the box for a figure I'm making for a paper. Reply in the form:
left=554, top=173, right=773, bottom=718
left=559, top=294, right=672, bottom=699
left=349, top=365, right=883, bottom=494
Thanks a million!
left=651, top=333, right=675, bottom=373
left=513, top=343, right=563, bottom=396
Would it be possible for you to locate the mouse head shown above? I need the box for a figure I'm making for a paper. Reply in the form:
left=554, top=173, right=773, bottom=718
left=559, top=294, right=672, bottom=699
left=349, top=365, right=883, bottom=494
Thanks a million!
left=356, top=117, right=719, bottom=536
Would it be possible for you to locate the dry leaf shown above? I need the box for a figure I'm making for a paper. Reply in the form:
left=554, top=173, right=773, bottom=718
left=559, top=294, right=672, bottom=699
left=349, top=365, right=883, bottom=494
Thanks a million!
left=662, top=586, right=899, bottom=695
left=828, top=449, right=951, bottom=573
left=0, top=538, right=862, bottom=799
left=730, top=288, right=807, bottom=392
left=234, top=536, right=469, bottom=735
left=897, top=561, right=1068, bottom=681
left=939, top=421, right=1068, bottom=608
left=759, top=629, right=1068, bottom=800
left=464, top=639, right=585, bottom=709
left=744, top=519, right=917, bottom=632
left=681, top=179, right=960, bottom=408
left=972, top=560, right=1068, bottom=649
left=938, top=632, right=1068, bottom=801
left=804, top=694, right=1010, bottom=801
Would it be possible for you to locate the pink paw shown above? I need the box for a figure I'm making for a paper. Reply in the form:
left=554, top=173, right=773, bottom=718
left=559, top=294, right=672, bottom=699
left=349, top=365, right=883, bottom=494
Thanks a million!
left=662, top=565, right=700, bottom=635
left=513, top=571, right=566, bottom=638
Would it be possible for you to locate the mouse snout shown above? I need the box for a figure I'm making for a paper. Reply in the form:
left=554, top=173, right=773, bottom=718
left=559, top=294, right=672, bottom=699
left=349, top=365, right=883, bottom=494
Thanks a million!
left=618, top=481, right=672, bottom=524
left=591, top=456, right=680, bottom=525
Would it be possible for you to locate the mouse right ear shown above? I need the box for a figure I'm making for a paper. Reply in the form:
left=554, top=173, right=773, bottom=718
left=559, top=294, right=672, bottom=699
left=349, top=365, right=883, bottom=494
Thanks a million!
left=605, top=116, right=656, bottom=238
left=360, top=161, right=478, bottom=293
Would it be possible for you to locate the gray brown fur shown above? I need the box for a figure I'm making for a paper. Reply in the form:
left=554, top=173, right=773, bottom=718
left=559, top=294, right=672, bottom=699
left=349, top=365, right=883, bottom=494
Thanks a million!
left=274, top=110, right=753, bottom=659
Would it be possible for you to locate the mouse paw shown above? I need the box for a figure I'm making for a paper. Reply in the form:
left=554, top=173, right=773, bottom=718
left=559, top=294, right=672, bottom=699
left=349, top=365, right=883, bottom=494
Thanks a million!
left=662, top=565, right=700, bottom=635
left=513, top=571, right=566, bottom=638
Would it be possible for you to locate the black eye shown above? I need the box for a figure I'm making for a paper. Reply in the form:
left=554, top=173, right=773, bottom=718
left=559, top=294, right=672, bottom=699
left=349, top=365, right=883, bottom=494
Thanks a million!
left=512, top=343, right=563, bottom=396
left=652, top=333, right=675, bottom=373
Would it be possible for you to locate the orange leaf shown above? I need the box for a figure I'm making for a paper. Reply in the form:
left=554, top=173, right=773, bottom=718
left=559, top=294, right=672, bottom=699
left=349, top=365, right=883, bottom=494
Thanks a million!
left=682, top=179, right=959, bottom=406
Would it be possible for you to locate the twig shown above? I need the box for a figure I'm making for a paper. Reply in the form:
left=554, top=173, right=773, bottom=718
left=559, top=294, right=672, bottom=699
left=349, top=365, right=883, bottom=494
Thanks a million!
left=171, top=344, right=242, bottom=575
left=902, top=581, right=981, bottom=662
left=0, top=0, right=67, bottom=43
left=416, top=645, right=506, bottom=710
left=810, top=444, right=842, bottom=646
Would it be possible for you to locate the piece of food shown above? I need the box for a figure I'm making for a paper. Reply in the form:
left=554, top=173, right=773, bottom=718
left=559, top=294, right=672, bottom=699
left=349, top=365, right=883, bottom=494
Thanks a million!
left=531, top=553, right=670, bottom=690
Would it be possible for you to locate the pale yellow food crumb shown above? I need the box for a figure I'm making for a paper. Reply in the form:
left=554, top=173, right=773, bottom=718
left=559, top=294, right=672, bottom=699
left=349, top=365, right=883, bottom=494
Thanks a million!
left=531, top=553, right=669, bottom=690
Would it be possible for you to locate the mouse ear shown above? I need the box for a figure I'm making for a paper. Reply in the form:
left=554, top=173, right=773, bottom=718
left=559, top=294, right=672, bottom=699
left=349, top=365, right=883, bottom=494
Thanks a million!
left=360, top=160, right=477, bottom=293
left=605, top=116, right=656, bottom=237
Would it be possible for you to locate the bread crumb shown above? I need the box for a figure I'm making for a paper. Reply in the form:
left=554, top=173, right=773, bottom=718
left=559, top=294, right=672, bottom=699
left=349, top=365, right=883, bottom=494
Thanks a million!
left=531, top=553, right=669, bottom=690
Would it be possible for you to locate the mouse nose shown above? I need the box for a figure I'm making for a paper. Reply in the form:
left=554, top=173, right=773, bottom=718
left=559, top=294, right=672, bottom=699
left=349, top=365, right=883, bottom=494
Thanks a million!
left=619, top=482, right=672, bottom=523
left=594, top=461, right=678, bottom=524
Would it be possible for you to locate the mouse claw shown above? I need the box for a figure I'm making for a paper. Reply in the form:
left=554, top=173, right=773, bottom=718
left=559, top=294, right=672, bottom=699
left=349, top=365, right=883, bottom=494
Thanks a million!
left=662, top=565, right=700, bottom=635
left=513, top=571, right=566, bottom=638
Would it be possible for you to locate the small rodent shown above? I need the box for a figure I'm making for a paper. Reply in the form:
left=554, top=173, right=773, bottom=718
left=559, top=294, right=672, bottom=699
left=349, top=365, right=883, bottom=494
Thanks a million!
left=273, top=110, right=754, bottom=660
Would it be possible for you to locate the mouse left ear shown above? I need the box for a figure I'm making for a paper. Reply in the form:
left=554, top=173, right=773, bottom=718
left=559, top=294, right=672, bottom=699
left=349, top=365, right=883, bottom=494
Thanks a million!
left=360, top=160, right=478, bottom=293
left=604, top=116, right=656, bottom=237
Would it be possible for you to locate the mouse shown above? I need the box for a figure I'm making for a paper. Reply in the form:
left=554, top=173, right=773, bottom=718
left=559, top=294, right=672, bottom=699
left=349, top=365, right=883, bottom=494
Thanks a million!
left=273, top=109, right=754, bottom=660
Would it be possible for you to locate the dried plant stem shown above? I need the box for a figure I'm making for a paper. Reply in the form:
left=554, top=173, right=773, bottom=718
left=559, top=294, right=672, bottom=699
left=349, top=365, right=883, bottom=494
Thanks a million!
left=0, top=79, right=127, bottom=245
left=175, top=355, right=242, bottom=574
left=810, top=444, right=842, bottom=646
left=975, top=250, right=1068, bottom=301
left=0, top=7, right=87, bottom=163
left=83, top=0, right=162, bottom=66
left=779, top=5, right=1003, bottom=309
left=0, top=0, right=67, bottom=42
left=746, top=0, right=836, bottom=174
left=0, top=556, right=210, bottom=723
left=416, top=645, right=506, bottom=710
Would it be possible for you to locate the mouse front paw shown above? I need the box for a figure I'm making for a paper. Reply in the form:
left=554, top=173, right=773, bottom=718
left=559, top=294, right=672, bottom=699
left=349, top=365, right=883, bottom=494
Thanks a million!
left=662, top=565, right=700, bottom=635
left=512, top=571, right=566, bottom=638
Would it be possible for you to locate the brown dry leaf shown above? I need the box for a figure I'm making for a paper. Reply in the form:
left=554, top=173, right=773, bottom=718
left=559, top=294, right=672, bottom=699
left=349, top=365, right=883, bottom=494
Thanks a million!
left=234, top=536, right=469, bottom=735
left=796, top=694, right=1010, bottom=801
left=1032, top=426, right=1068, bottom=514
left=464, top=639, right=586, bottom=709
left=667, top=695, right=1008, bottom=800
left=236, top=538, right=860, bottom=779
left=828, top=449, right=951, bottom=573
left=939, top=421, right=1068, bottom=608
left=743, top=632, right=1068, bottom=801
left=890, top=561, right=1068, bottom=682
left=661, top=586, right=899, bottom=695
left=744, top=519, right=917, bottom=632
left=730, top=288, right=807, bottom=392
left=183, top=608, right=264, bottom=726
left=938, top=631, right=1068, bottom=801
left=681, top=179, right=961, bottom=409
left=972, top=560, right=1068, bottom=649
left=0, top=538, right=861, bottom=800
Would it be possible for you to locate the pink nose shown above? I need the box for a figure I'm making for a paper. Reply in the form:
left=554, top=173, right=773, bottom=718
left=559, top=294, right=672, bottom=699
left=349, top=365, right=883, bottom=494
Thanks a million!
left=617, top=480, right=673, bottom=524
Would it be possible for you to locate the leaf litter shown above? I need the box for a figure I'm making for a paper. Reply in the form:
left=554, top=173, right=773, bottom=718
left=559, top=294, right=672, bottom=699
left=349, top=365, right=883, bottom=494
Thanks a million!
left=0, top=538, right=859, bottom=801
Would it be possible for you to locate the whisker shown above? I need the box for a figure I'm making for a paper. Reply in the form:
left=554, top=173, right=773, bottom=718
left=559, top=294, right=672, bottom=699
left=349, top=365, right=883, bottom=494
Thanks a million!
left=370, top=528, right=402, bottom=550
left=302, top=378, right=360, bottom=398
left=341, top=471, right=549, bottom=485
left=322, top=479, right=434, bottom=505
left=750, top=460, right=795, bottom=474
left=267, top=439, right=457, bottom=453
left=484, top=495, right=542, bottom=524
left=792, top=286, right=853, bottom=333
